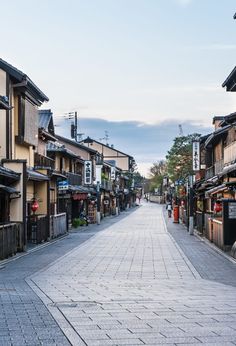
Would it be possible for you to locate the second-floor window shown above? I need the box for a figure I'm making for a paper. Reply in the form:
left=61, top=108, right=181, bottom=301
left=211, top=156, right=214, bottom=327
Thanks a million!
left=59, top=157, right=64, bottom=171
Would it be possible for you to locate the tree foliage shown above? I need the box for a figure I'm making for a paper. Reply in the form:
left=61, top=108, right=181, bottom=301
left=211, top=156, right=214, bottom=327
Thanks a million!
left=166, top=133, right=200, bottom=183
left=148, top=160, right=167, bottom=192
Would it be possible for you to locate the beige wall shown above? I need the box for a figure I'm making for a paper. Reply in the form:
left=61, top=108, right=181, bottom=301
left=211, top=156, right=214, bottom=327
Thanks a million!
left=88, top=142, right=129, bottom=171
left=15, top=144, right=35, bottom=167
left=57, top=138, right=91, bottom=160
left=3, top=161, right=25, bottom=222
left=37, top=138, right=46, bottom=156
left=27, top=181, right=34, bottom=202
left=0, top=69, right=7, bottom=160
left=35, top=181, right=48, bottom=215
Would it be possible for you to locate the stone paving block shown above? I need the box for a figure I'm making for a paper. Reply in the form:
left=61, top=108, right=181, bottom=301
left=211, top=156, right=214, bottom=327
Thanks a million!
left=197, top=335, right=236, bottom=343
left=140, top=336, right=201, bottom=344
left=1, top=204, right=236, bottom=345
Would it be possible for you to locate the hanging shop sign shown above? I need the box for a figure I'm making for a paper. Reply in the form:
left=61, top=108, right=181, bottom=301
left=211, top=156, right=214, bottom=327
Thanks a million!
left=110, top=166, right=116, bottom=180
left=84, top=161, right=92, bottom=185
left=192, top=141, right=200, bottom=171
left=58, top=180, right=69, bottom=191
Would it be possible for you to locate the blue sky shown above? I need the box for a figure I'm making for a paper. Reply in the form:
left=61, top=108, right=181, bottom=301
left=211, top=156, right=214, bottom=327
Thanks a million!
left=1, top=0, right=236, bottom=175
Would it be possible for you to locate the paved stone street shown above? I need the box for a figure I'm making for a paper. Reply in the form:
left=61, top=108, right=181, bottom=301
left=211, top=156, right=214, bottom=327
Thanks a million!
left=1, top=203, right=236, bottom=345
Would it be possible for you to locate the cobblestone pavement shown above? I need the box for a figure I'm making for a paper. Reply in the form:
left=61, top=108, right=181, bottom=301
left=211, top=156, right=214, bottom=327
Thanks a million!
left=0, top=213, right=132, bottom=346
left=27, top=203, right=236, bottom=346
left=164, top=210, right=236, bottom=287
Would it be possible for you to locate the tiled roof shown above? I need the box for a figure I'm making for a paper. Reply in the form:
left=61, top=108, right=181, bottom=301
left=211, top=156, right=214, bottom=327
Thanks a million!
left=47, top=141, right=78, bottom=159
left=55, top=135, right=98, bottom=154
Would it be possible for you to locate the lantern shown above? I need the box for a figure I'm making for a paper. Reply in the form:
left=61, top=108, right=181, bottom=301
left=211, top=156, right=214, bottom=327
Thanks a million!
left=214, top=201, right=222, bottom=213
left=31, top=200, right=39, bottom=213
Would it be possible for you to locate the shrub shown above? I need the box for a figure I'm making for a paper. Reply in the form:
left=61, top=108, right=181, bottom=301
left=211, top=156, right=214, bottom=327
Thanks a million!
left=72, top=218, right=87, bottom=228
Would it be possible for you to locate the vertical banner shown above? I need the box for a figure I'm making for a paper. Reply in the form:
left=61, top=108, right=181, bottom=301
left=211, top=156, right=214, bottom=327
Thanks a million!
left=192, top=141, right=200, bottom=171
left=84, top=160, right=92, bottom=185
left=95, top=165, right=102, bottom=185
left=110, top=166, right=116, bottom=180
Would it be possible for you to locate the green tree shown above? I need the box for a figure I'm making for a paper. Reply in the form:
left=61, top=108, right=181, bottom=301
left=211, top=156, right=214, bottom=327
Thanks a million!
left=148, top=160, right=167, bottom=192
left=166, top=133, right=200, bottom=183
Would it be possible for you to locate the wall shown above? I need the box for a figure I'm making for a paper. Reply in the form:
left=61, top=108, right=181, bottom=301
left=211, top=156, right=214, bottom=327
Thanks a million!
left=27, top=181, right=34, bottom=202
left=15, top=144, right=33, bottom=167
left=3, top=161, right=25, bottom=222
left=35, top=181, right=48, bottom=215
left=88, top=142, right=129, bottom=171
left=37, top=138, right=46, bottom=156
left=214, top=142, right=223, bottom=162
left=57, top=139, right=91, bottom=160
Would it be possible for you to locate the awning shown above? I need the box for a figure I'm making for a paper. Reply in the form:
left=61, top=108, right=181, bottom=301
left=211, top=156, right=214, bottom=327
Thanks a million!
left=27, top=169, right=49, bottom=181
left=0, top=165, right=20, bottom=181
left=0, top=184, right=20, bottom=196
left=206, top=175, right=219, bottom=184
left=218, top=163, right=236, bottom=177
left=69, top=185, right=95, bottom=194
left=205, top=125, right=230, bottom=148
left=51, top=171, right=67, bottom=179
left=205, top=184, right=227, bottom=197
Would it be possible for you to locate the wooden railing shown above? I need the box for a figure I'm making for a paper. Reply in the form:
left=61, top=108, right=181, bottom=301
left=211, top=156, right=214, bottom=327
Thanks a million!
left=224, top=141, right=236, bottom=165
left=66, top=172, right=82, bottom=185
left=50, top=213, right=67, bottom=238
left=27, top=215, right=49, bottom=244
left=212, top=218, right=223, bottom=249
left=0, top=223, right=24, bottom=260
left=34, top=153, right=55, bottom=169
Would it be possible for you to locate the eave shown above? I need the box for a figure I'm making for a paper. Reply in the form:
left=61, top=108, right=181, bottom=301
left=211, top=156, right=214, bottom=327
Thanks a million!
left=222, top=66, right=236, bottom=91
left=0, top=58, right=49, bottom=104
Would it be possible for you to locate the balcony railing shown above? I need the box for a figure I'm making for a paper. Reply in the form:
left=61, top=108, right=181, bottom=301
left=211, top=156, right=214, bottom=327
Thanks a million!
left=66, top=172, right=82, bottom=186
left=224, top=141, right=236, bottom=165
left=214, top=159, right=224, bottom=175
left=205, top=166, right=214, bottom=180
left=35, top=153, right=55, bottom=170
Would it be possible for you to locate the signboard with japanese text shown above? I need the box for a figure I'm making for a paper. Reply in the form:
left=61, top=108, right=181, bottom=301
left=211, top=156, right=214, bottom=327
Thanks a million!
left=228, top=202, right=236, bottom=219
left=58, top=180, right=69, bottom=191
left=110, top=167, right=116, bottom=180
left=84, top=161, right=92, bottom=185
left=192, top=141, right=200, bottom=171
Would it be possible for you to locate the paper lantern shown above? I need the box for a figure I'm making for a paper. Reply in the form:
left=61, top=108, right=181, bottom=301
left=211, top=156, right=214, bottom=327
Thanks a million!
left=31, top=200, right=39, bottom=213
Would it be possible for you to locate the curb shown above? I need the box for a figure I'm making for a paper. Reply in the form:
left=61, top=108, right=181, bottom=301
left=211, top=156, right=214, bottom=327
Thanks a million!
left=194, top=230, right=236, bottom=265
left=0, top=233, right=69, bottom=268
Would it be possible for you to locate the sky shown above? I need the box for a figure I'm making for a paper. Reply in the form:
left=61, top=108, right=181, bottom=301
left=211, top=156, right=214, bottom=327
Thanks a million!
left=1, top=0, right=236, bottom=175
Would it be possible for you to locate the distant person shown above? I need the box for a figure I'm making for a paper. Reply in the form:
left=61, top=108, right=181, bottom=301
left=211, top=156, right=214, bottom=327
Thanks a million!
left=166, top=202, right=172, bottom=218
